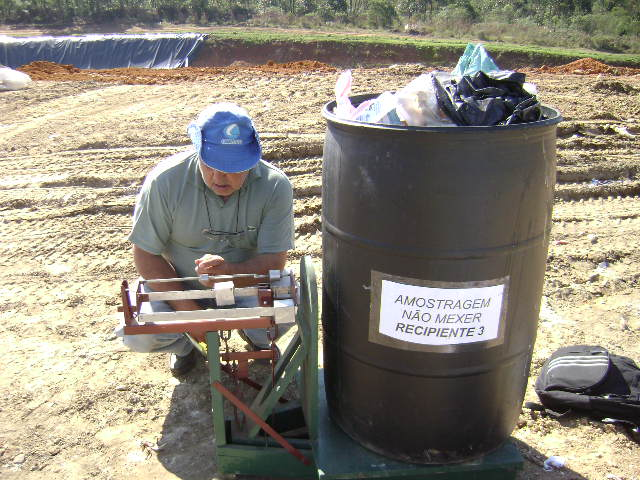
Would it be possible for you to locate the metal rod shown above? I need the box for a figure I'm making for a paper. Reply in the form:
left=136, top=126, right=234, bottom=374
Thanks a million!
left=141, top=285, right=294, bottom=303
left=137, top=305, right=295, bottom=324
left=142, top=273, right=269, bottom=284
left=120, top=280, right=134, bottom=326
left=221, top=350, right=274, bottom=361
left=123, top=317, right=273, bottom=335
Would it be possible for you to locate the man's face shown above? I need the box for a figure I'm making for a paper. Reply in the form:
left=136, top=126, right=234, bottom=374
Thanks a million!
left=199, top=159, right=249, bottom=198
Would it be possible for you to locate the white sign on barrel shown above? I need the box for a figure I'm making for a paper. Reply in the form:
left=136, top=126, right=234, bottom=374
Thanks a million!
left=378, top=279, right=505, bottom=346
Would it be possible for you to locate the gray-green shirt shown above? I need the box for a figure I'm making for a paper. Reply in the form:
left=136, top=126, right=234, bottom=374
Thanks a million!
left=129, top=151, right=294, bottom=287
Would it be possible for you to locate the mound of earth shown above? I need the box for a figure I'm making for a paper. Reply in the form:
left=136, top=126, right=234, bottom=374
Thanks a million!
left=18, top=59, right=336, bottom=84
left=18, top=58, right=638, bottom=87
left=537, top=57, right=640, bottom=76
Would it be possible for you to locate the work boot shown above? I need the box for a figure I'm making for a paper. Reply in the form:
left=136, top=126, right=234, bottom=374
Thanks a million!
left=169, top=348, right=197, bottom=376
left=238, top=328, right=271, bottom=351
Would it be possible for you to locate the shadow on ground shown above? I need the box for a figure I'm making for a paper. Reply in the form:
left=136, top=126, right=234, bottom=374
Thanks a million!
left=157, top=359, right=217, bottom=480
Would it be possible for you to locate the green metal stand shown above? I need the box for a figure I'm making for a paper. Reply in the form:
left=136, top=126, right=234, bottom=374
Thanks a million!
left=208, top=256, right=523, bottom=480
left=208, top=255, right=318, bottom=478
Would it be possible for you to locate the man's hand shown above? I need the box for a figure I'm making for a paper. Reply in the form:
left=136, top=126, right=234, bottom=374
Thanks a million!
left=194, top=252, right=287, bottom=288
left=195, top=254, right=227, bottom=287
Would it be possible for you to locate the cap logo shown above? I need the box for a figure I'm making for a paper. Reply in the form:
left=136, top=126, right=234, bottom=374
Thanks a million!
left=221, top=123, right=243, bottom=144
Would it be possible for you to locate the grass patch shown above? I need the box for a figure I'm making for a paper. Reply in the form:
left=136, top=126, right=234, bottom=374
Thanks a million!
left=203, top=28, right=640, bottom=67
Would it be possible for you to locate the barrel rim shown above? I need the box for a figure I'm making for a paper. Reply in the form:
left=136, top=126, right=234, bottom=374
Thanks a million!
left=323, top=93, right=562, bottom=132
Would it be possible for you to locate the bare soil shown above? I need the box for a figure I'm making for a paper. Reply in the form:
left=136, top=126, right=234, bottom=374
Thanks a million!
left=1, top=56, right=639, bottom=480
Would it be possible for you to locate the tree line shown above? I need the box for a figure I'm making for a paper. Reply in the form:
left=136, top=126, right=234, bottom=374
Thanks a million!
left=1, top=0, right=638, bottom=52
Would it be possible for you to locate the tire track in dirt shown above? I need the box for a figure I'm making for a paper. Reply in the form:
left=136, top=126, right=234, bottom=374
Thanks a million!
left=549, top=100, right=640, bottom=302
left=272, top=156, right=324, bottom=259
left=547, top=192, right=640, bottom=304
left=555, top=114, right=640, bottom=202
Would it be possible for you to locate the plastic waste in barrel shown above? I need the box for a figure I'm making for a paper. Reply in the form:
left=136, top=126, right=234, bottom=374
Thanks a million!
left=321, top=94, right=562, bottom=464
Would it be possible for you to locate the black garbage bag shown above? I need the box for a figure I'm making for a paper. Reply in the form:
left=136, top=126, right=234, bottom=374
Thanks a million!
left=432, top=70, right=544, bottom=126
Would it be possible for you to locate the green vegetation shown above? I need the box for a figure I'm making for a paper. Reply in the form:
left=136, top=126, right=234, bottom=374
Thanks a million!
left=1, top=0, right=639, bottom=54
left=202, top=29, right=640, bottom=66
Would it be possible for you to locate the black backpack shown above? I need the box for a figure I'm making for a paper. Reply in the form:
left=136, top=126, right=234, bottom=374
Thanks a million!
left=533, top=345, right=640, bottom=428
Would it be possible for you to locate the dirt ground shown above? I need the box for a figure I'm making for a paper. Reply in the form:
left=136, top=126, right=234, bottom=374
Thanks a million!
left=1, top=53, right=640, bottom=480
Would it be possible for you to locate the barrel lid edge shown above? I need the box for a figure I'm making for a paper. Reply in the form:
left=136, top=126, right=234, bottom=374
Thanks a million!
left=322, top=94, right=562, bottom=132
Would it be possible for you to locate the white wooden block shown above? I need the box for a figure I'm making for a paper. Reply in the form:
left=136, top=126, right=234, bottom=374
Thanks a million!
left=269, top=269, right=281, bottom=282
left=274, top=299, right=296, bottom=324
left=214, top=281, right=235, bottom=306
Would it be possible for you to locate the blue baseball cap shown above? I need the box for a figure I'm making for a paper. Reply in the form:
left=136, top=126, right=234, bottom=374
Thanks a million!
left=187, top=103, right=261, bottom=173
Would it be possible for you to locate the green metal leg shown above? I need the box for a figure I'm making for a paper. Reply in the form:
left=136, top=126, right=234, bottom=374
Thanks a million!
left=207, top=331, right=226, bottom=447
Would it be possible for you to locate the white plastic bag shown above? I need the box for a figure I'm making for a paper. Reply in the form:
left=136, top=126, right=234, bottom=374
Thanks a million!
left=543, top=456, right=566, bottom=471
left=333, top=70, right=356, bottom=119
left=0, top=67, right=32, bottom=91
left=395, top=73, right=454, bottom=127
left=354, top=91, right=401, bottom=125
left=333, top=71, right=402, bottom=125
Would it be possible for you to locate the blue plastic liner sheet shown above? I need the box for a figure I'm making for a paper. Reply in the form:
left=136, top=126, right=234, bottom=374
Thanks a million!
left=0, top=33, right=205, bottom=69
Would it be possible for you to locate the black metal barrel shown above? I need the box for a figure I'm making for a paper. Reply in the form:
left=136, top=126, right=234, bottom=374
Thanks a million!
left=321, top=94, right=562, bottom=464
